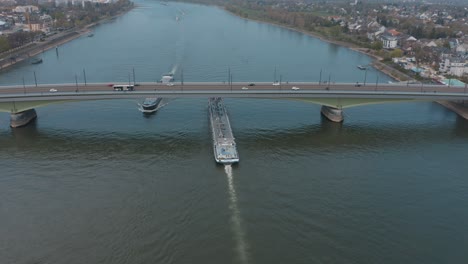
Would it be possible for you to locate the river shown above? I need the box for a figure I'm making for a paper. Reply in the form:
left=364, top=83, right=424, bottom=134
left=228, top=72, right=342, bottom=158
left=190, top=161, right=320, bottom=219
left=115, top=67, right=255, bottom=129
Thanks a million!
left=1, top=1, right=468, bottom=263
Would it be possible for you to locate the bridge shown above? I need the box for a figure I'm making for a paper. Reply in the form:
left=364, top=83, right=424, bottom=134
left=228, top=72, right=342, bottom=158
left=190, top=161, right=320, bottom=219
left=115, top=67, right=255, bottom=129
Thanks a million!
left=1, top=82, right=467, bottom=127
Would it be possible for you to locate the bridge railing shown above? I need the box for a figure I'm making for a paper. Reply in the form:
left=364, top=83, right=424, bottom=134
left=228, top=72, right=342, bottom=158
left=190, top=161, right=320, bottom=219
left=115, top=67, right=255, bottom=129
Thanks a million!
left=0, top=81, right=467, bottom=96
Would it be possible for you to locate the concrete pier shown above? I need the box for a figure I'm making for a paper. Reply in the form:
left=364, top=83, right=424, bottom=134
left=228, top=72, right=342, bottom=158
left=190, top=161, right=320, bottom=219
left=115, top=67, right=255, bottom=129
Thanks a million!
left=10, top=109, right=37, bottom=128
left=321, top=105, right=344, bottom=122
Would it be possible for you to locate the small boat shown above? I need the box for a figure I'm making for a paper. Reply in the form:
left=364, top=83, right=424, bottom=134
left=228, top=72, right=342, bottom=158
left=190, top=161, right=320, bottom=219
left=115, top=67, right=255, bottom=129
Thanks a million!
left=357, top=65, right=367, bottom=70
left=88, top=33, right=94, bottom=37
left=31, top=58, right=43, bottom=64
left=161, top=73, right=174, bottom=84
left=139, top=98, right=162, bottom=113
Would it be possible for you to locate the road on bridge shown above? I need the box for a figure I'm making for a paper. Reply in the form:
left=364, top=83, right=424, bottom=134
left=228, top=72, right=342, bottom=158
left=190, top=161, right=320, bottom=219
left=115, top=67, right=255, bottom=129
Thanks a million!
left=0, top=82, right=467, bottom=95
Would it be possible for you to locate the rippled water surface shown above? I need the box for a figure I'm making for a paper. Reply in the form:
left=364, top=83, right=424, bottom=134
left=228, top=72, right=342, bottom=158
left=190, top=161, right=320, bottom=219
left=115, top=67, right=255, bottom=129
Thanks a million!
left=1, top=1, right=468, bottom=264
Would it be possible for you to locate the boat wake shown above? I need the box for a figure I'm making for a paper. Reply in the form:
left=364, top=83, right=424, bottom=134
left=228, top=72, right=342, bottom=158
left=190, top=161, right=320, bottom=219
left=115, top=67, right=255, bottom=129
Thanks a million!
left=225, top=165, right=250, bottom=264
left=170, top=64, right=178, bottom=75
left=171, top=17, right=185, bottom=76
left=137, top=99, right=171, bottom=113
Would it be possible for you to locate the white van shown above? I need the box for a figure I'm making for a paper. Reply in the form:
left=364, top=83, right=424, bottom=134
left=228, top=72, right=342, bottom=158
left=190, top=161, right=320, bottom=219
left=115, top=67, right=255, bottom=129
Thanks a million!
left=113, top=85, right=134, bottom=91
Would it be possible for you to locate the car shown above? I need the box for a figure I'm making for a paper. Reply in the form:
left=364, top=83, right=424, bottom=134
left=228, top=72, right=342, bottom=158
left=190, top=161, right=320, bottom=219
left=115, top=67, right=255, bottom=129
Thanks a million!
left=355, top=82, right=362, bottom=87
left=272, top=82, right=280, bottom=86
left=166, top=82, right=174, bottom=86
left=241, top=87, right=248, bottom=90
left=291, top=86, right=300, bottom=90
left=248, top=83, right=255, bottom=86
left=49, top=88, right=58, bottom=92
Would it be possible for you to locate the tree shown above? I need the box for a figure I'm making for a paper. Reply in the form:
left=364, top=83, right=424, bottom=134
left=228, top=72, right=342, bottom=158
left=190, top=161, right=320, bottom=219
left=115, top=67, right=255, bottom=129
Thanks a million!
left=329, top=25, right=341, bottom=37
left=0, top=36, right=10, bottom=53
left=342, top=22, right=349, bottom=33
left=371, top=41, right=383, bottom=50
left=429, top=27, right=436, bottom=39
left=389, top=48, right=403, bottom=58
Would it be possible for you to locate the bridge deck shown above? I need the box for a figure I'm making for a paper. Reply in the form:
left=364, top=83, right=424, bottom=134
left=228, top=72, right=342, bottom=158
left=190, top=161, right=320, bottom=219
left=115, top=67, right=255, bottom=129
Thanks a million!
left=0, top=82, right=467, bottom=101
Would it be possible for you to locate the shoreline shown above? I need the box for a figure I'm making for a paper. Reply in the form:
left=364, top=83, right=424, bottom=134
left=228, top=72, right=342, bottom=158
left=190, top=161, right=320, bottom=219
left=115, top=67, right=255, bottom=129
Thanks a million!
left=0, top=31, right=83, bottom=70
left=0, top=7, right=133, bottom=72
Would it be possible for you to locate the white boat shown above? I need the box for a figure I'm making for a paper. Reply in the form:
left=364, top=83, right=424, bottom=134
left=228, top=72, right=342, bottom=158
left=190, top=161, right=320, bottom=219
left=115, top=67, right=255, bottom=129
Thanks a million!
left=161, top=73, right=174, bottom=84
left=139, top=98, right=162, bottom=113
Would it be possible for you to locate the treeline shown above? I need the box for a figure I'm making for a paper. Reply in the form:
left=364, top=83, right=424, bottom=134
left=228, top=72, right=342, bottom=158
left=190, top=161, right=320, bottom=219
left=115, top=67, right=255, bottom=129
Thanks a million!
left=42, top=0, right=134, bottom=28
left=225, top=3, right=336, bottom=31
left=0, top=31, right=42, bottom=53
left=378, top=15, right=464, bottom=39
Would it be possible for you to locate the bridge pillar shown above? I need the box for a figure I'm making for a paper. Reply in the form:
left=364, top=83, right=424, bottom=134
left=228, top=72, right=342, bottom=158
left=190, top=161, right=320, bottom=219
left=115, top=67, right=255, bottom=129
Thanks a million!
left=10, top=109, right=37, bottom=128
left=321, top=105, right=344, bottom=122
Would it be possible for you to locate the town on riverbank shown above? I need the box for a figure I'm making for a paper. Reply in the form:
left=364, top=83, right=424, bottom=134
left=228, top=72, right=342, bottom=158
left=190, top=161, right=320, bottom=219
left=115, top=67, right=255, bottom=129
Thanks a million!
left=0, top=0, right=133, bottom=70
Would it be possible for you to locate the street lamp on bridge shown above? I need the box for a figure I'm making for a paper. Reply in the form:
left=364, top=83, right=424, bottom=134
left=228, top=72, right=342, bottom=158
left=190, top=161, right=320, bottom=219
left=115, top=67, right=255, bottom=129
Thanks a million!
left=230, top=73, right=233, bottom=92
left=75, top=74, right=78, bottom=92
left=280, top=75, right=282, bottom=91
left=319, top=68, right=322, bottom=84
left=83, top=69, right=87, bottom=86
left=181, top=68, right=184, bottom=91
left=33, top=71, right=39, bottom=87
left=363, top=68, right=367, bottom=86
left=375, top=75, right=379, bottom=91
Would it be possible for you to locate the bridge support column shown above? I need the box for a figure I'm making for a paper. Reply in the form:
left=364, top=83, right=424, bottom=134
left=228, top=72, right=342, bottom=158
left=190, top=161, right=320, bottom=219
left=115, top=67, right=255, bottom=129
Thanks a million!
left=10, top=109, right=37, bottom=128
left=321, top=105, right=344, bottom=122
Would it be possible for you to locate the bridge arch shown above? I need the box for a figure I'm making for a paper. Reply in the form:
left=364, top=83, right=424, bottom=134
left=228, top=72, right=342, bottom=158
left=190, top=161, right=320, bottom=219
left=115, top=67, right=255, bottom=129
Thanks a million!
left=0, top=97, right=427, bottom=114
left=0, top=100, right=82, bottom=113
left=292, top=97, right=424, bottom=109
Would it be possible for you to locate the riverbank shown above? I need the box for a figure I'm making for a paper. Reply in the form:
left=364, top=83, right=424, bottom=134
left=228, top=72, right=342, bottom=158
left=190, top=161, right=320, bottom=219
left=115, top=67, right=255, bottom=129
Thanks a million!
left=371, top=60, right=413, bottom=82
left=0, top=30, right=83, bottom=70
left=224, top=9, right=359, bottom=48
left=0, top=7, right=133, bottom=72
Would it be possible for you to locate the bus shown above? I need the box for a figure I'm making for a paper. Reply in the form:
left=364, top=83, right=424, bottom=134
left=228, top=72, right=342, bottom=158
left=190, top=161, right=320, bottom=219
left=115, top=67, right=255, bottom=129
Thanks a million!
left=113, top=85, right=134, bottom=91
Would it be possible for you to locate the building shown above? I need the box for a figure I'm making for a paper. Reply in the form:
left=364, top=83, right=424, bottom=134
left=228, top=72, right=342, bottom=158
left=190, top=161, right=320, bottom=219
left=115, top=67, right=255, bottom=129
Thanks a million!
left=439, top=58, right=468, bottom=77
left=30, top=23, right=42, bottom=32
left=456, top=44, right=468, bottom=55
left=381, top=34, right=399, bottom=49
left=13, top=5, right=39, bottom=13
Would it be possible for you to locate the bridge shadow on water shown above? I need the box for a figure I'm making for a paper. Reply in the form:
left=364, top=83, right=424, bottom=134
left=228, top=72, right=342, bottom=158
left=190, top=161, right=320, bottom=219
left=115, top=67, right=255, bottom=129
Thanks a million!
left=234, top=111, right=468, bottom=155
left=2, top=115, right=468, bottom=158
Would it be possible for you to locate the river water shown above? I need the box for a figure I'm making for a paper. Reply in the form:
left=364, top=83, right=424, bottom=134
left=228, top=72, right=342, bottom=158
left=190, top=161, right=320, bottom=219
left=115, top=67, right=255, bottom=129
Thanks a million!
left=1, top=1, right=468, bottom=263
